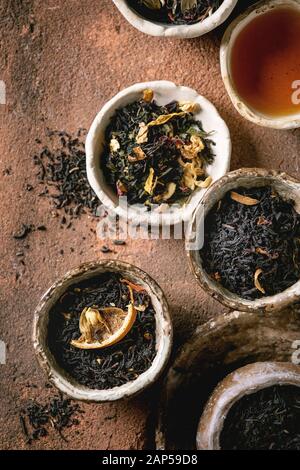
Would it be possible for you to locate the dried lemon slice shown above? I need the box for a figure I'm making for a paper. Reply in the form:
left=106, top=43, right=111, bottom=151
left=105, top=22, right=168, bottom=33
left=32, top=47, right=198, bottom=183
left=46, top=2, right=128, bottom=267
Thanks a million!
left=71, top=305, right=137, bottom=350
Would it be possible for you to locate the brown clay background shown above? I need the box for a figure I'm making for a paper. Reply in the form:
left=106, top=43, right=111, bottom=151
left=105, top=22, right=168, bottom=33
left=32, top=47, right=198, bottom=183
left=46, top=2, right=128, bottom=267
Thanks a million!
left=0, top=0, right=300, bottom=450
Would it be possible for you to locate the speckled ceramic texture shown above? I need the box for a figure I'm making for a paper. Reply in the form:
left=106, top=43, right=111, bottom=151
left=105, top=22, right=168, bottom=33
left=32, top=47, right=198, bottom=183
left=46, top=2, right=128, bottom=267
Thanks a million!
left=112, top=0, right=238, bottom=38
left=33, top=260, right=172, bottom=402
left=197, top=361, right=300, bottom=450
left=156, top=306, right=300, bottom=450
left=220, top=0, right=300, bottom=129
left=187, top=168, right=300, bottom=314
left=86, top=80, right=231, bottom=227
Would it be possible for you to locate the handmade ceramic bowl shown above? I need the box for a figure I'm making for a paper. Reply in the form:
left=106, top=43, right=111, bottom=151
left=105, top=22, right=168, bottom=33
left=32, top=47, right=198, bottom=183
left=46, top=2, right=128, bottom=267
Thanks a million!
left=33, top=260, right=172, bottom=402
left=220, top=0, right=300, bottom=129
left=197, top=361, right=300, bottom=450
left=86, top=80, right=231, bottom=227
left=156, top=307, right=300, bottom=449
left=187, top=168, right=300, bottom=313
left=112, top=0, right=238, bottom=39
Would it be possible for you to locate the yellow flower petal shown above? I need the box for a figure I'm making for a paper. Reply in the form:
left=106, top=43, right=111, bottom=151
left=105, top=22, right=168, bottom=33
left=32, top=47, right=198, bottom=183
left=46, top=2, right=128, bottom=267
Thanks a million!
left=136, top=123, right=148, bottom=144
left=231, top=192, right=260, bottom=206
left=196, top=175, right=212, bottom=188
left=148, top=112, right=186, bottom=127
left=178, top=101, right=199, bottom=113
left=180, top=135, right=205, bottom=160
left=144, top=168, right=157, bottom=195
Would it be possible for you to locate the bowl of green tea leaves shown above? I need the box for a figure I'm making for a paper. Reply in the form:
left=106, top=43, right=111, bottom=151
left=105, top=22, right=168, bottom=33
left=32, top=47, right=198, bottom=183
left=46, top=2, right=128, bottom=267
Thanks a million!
left=33, top=260, right=172, bottom=402
left=187, top=168, right=300, bottom=313
left=86, top=81, right=231, bottom=226
left=112, top=1, right=238, bottom=38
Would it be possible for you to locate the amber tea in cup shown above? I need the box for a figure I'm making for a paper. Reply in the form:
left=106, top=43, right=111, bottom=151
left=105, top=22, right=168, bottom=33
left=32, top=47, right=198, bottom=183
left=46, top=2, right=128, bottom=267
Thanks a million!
left=230, top=5, right=300, bottom=118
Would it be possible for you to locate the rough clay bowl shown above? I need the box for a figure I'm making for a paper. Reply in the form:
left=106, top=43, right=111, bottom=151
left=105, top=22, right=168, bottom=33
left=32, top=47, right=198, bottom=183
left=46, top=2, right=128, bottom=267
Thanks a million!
left=33, top=260, right=172, bottom=402
left=187, top=168, right=300, bottom=314
left=197, top=361, right=300, bottom=450
left=156, top=307, right=300, bottom=450
left=220, top=0, right=300, bottom=129
left=86, top=80, right=231, bottom=227
left=112, top=0, right=238, bottom=39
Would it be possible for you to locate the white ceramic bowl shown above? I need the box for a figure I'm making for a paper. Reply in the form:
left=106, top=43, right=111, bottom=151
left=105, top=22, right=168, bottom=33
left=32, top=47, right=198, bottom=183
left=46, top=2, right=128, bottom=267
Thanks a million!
left=33, top=260, right=172, bottom=402
left=112, top=0, right=238, bottom=39
left=197, top=362, right=300, bottom=450
left=86, top=80, right=231, bottom=227
left=220, top=0, right=300, bottom=129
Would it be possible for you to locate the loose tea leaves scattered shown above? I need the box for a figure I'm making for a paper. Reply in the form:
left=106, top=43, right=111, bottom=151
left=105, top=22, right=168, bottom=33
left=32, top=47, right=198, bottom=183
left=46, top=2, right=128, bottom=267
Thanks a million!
left=102, top=90, right=215, bottom=206
left=129, top=0, right=224, bottom=25
left=13, top=224, right=47, bottom=240
left=201, top=186, right=300, bottom=300
left=20, top=394, right=82, bottom=444
left=220, top=385, right=300, bottom=450
left=48, top=273, right=156, bottom=390
left=33, top=129, right=99, bottom=219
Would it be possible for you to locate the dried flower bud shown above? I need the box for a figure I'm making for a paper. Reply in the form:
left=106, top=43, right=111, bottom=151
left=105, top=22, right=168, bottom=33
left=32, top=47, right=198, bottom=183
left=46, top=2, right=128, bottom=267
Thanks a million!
left=110, top=138, right=120, bottom=153
left=143, top=89, right=154, bottom=102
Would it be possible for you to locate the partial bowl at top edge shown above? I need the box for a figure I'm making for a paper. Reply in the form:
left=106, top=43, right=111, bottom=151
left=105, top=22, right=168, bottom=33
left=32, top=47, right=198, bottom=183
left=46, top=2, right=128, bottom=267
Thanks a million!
left=112, top=0, right=238, bottom=39
left=85, top=80, right=231, bottom=227
left=220, top=0, right=300, bottom=129
left=33, top=259, right=172, bottom=402
left=186, top=167, right=300, bottom=314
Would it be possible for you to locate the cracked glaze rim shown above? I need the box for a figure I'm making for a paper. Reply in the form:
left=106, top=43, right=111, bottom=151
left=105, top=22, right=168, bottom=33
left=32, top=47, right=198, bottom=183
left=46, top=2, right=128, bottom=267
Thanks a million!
left=33, top=260, right=172, bottom=402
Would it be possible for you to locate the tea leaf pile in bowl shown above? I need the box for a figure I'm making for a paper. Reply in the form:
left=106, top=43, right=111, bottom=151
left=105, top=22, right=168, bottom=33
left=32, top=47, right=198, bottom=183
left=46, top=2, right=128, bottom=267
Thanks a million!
left=220, top=385, right=300, bottom=450
left=102, top=88, right=215, bottom=207
left=48, top=273, right=156, bottom=390
left=201, top=186, right=300, bottom=300
left=128, top=0, right=224, bottom=25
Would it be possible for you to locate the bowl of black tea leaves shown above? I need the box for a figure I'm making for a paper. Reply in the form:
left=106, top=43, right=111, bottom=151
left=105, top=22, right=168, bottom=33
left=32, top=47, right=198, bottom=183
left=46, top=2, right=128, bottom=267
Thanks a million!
left=197, top=361, right=300, bottom=450
left=112, top=1, right=238, bottom=38
left=33, top=260, right=172, bottom=402
left=86, top=81, right=231, bottom=227
left=187, top=168, right=300, bottom=313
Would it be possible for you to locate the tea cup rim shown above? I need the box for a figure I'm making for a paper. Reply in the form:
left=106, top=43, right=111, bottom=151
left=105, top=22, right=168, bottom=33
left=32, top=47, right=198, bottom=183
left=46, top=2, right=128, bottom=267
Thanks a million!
left=220, top=0, right=300, bottom=130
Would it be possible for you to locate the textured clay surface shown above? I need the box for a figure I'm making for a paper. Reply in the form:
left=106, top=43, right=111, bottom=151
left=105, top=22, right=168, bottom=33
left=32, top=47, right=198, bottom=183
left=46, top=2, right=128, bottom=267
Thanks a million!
left=0, top=0, right=300, bottom=450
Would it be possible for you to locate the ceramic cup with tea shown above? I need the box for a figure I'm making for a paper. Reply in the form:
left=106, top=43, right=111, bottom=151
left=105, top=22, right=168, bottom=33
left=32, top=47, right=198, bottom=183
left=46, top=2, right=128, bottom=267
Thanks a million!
left=220, top=0, right=300, bottom=129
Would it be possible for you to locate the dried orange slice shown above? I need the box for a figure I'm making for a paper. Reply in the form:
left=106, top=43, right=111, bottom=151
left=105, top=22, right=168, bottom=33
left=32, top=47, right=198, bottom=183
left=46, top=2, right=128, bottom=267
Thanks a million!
left=71, top=304, right=137, bottom=350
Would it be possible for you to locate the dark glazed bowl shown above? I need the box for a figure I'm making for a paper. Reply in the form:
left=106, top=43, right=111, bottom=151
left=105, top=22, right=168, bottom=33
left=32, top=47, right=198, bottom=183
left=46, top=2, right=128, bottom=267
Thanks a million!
left=186, top=168, right=300, bottom=314
left=33, top=260, right=172, bottom=402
